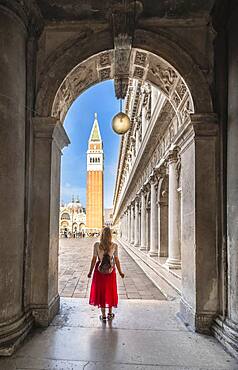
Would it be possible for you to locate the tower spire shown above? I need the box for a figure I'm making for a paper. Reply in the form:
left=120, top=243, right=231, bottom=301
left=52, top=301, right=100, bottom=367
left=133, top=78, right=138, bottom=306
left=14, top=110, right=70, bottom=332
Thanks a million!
left=89, top=112, right=102, bottom=142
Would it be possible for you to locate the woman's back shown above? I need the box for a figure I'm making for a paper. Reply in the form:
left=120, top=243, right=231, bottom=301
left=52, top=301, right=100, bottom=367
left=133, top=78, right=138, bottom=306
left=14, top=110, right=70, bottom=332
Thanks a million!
left=94, top=241, right=118, bottom=262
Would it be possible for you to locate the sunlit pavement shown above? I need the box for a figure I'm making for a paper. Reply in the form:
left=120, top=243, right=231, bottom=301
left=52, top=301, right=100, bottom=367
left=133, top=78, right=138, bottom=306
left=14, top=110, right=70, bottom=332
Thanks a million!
left=1, top=298, right=238, bottom=370
left=1, top=239, right=237, bottom=369
left=59, top=238, right=165, bottom=300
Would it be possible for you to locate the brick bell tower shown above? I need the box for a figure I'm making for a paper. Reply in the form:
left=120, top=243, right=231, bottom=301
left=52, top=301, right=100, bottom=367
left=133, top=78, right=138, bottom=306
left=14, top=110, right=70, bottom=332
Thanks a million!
left=86, top=113, right=104, bottom=230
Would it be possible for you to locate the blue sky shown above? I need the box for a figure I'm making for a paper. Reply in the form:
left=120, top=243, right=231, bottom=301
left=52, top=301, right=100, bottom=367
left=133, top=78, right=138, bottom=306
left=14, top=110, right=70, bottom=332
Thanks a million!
left=61, top=80, right=120, bottom=209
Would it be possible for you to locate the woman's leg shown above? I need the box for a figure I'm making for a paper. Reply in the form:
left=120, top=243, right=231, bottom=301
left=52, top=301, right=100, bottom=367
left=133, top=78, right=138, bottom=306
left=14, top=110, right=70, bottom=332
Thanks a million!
left=101, top=307, right=106, bottom=318
left=108, top=307, right=115, bottom=320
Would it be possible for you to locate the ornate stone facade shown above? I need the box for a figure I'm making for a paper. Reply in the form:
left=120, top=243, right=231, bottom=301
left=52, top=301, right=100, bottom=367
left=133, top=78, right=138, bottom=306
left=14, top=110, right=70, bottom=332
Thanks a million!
left=59, top=198, right=86, bottom=237
left=113, top=77, right=219, bottom=336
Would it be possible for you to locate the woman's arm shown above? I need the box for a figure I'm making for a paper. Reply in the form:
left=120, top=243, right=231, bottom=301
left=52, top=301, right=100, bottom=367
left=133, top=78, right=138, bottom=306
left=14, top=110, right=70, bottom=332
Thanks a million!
left=114, top=256, right=125, bottom=278
left=87, top=256, right=97, bottom=278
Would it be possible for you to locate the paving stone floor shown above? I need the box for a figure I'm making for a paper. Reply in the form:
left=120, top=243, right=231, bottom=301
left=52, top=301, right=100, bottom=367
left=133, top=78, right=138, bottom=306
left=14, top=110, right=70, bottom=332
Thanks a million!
left=59, top=238, right=165, bottom=300
left=1, top=298, right=238, bottom=370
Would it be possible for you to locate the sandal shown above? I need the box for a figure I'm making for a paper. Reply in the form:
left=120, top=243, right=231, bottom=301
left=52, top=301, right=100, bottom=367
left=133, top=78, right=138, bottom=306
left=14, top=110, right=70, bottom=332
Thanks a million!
left=99, top=315, right=107, bottom=322
left=107, top=313, right=115, bottom=320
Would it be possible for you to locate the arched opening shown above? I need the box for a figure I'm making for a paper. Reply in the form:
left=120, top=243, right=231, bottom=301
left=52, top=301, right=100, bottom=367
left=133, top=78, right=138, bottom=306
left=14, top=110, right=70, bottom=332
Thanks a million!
left=32, top=34, right=217, bottom=333
left=1, top=2, right=238, bottom=362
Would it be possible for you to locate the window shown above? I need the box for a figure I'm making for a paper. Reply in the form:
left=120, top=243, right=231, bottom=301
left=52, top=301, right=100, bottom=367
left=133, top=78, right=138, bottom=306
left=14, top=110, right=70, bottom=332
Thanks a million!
left=61, top=213, right=70, bottom=220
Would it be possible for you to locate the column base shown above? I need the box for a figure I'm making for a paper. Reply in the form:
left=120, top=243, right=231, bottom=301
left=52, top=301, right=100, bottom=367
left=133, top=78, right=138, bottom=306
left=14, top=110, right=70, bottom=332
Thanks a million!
left=179, top=298, right=214, bottom=334
left=149, top=250, right=158, bottom=257
left=212, top=316, right=238, bottom=359
left=0, top=311, right=33, bottom=356
left=165, top=257, right=181, bottom=269
left=139, top=245, right=147, bottom=251
left=158, top=251, right=168, bottom=257
left=31, top=294, right=60, bottom=327
left=134, top=242, right=140, bottom=247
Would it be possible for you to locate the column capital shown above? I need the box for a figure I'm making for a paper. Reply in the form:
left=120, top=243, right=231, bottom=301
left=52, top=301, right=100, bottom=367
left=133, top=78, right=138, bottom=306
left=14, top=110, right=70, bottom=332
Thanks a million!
left=155, top=163, right=167, bottom=179
left=134, top=195, right=140, bottom=205
left=180, top=113, right=218, bottom=154
left=33, top=117, right=70, bottom=152
left=167, top=146, right=180, bottom=164
left=149, top=171, right=158, bottom=186
left=139, top=185, right=147, bottom=195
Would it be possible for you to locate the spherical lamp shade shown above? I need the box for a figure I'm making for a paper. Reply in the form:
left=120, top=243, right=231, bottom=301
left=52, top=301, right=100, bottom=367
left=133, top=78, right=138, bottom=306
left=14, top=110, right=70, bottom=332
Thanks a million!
left=112, top=112, right=131, bottom=135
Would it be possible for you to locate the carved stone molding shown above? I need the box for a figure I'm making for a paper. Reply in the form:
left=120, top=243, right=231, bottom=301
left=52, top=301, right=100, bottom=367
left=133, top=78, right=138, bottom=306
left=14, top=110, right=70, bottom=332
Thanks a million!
left=167, top=147, right=180, bottom=164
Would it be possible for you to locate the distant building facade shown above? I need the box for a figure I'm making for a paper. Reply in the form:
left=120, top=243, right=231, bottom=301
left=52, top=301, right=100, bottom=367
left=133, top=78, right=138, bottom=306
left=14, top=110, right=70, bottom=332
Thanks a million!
left=86, top=113, right=104, bottom=232
left=104, top=208, right=113, bottom=228
left=59, top=198, right=86, bottom=237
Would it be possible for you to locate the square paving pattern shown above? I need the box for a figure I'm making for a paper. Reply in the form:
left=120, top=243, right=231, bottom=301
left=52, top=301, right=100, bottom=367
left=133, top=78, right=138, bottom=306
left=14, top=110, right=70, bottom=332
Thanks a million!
left=59, top=238, right=165, bottom=300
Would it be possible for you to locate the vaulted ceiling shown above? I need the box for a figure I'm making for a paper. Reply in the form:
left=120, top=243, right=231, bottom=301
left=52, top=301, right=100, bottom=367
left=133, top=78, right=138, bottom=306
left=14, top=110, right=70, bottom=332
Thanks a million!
left=36, top=0, right=215, bottom=21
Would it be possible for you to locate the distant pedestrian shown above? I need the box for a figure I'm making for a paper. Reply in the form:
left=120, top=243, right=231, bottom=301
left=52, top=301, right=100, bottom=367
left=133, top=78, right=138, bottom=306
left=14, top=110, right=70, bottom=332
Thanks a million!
left=87, top=227, right=124, bottom=321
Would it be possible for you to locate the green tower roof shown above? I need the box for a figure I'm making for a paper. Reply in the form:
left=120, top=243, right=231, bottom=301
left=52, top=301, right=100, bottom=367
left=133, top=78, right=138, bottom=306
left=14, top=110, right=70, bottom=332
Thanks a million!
left=89, top=113, right=102, bottom=142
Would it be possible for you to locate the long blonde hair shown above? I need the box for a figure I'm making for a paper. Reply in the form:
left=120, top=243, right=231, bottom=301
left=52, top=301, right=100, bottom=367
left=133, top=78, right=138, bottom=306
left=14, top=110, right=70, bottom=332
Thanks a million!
left=99, top=227, right=112, bottom=253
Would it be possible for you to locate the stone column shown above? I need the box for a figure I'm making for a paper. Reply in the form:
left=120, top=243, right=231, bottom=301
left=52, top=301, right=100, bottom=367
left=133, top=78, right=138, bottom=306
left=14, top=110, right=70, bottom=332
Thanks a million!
left=135, top=123, right=140, bottom=155
left=30, top=117, right=70, bottom=326
left=140, top=188, right=147, bottom=250
left=0, top=7, right=32, bottom=354
left=131, top=203, right=135, bottom=244
left=180, top=114, right=218, bottom=334
left=149, top=174, right=158, bottom=256
left=128, top=206, right=131, bottom=243
left=123, top=213, right=125, bottom=240
left=125, top=210, right=128, bottom=240
left=157, top=171, right=169, bottom=257
left=165, top=149, right=181, bottom=269
left=134, top=197, right=140, bottom=247
left=146, top=196, right=151, bottom=252
left=214, top=14, right=238, bottom=356
left=141, top=97, right=148, bottom=139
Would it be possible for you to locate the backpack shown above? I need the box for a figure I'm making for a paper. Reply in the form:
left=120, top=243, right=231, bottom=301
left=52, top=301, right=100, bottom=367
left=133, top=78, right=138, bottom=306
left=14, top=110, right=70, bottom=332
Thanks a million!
left=98, top=251, right=115, bottom=274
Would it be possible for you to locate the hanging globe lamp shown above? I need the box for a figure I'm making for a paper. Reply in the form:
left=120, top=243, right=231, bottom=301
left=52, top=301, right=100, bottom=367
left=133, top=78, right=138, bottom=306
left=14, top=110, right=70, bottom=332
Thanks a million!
left=112, top=111, right=131, bottom=135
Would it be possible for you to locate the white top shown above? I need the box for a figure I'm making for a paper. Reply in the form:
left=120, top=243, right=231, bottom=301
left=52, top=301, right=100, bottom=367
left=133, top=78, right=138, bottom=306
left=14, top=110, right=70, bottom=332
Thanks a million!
left=93, top=242, right=118, bottom=262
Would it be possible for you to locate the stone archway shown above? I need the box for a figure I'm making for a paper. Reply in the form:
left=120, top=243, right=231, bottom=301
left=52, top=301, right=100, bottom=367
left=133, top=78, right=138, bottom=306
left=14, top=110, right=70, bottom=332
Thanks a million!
left=31, top=28, right=217, bottom=335
left=0, top=10, right=218, bottom=353
left=35, top=29, right=213, bottom=119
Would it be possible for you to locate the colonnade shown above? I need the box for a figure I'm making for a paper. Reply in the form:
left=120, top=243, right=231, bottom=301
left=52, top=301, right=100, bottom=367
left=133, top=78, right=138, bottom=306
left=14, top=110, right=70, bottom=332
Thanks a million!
left=120, top=148, right=181, bottom=269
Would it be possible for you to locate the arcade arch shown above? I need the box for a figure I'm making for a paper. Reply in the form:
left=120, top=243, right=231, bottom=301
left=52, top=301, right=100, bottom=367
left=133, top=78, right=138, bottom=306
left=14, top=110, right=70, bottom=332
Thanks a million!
left=0, top=8, right=220, bottom=354
left=32, top=31, right=217, bottom=338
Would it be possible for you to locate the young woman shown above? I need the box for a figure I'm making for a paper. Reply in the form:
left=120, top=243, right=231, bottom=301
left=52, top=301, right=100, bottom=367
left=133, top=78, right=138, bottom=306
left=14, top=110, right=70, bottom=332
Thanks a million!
left=87, top=227, right=124, bottom=321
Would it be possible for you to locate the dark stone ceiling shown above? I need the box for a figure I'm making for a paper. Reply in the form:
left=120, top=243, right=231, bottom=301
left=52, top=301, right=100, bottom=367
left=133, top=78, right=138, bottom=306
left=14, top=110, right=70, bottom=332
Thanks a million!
left=36, top=0, right=215, bottom=22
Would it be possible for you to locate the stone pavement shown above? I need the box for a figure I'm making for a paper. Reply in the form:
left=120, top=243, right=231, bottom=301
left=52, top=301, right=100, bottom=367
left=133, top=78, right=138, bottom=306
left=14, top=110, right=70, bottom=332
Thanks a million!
left=59, top=238, right=165, bottom=300
left=1, top=298, right=238, bottom=370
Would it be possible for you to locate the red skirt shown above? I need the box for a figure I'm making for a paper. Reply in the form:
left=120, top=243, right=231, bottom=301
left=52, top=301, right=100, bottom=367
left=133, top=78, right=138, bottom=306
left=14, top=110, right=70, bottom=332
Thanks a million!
left=89, top=261, right=118, bottom=308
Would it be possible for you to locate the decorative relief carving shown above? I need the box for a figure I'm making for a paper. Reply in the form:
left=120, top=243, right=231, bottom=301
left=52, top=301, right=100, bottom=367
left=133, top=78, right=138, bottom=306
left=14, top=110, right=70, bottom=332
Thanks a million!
left=99, top=68, right=111, bottom=80
left=180, top=98, right=193, bottom=124
left=134, top=51, right=147, bottom=66
left=133, top=66, right=145, bottom=79
left=171, top=91, right=181, bottom=107
left=176, top=79, right=187, bottom=98
left=150, top=61, right=178, bottom=95
left=99, top=52, right=111, bottom=67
